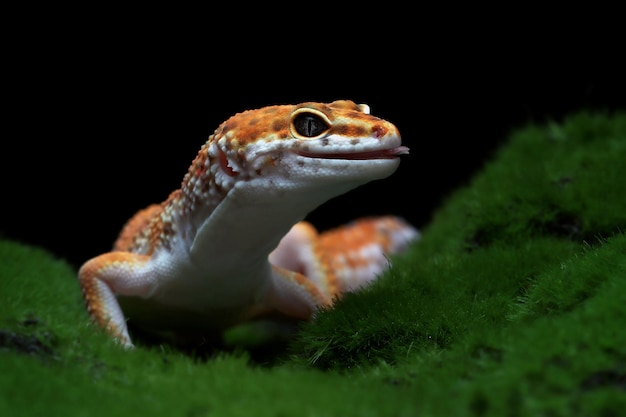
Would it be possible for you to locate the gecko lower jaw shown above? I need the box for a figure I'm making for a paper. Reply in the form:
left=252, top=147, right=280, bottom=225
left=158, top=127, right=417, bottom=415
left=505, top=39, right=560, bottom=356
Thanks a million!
left=295, top=146, right=410, bottom=160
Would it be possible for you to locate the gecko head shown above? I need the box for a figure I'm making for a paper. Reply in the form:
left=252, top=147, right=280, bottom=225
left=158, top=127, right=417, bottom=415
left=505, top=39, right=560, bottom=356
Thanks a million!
left=205, top=100, right=408, bottom=200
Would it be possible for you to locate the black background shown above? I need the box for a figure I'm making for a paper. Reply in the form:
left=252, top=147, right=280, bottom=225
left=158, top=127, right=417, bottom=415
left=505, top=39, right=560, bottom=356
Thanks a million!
left=3, top=28, right=625, bottom=269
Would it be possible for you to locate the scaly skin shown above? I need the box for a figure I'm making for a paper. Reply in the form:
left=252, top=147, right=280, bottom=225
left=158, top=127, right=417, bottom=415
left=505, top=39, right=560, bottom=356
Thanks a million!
left=78, top=100, right=419, bottom=348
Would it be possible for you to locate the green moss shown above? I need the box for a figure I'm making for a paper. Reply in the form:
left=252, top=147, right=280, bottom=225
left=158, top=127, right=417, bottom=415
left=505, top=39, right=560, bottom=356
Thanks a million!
left=419, top=114, right=621, bottom=254
left=2, top=111, right=625, bottom=416
left=393, top=233, right=626, bottom=416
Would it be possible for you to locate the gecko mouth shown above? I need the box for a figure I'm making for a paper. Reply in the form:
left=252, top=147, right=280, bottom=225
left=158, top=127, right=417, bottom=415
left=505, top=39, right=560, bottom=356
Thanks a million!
left=296, top=146, right=410, bottom=160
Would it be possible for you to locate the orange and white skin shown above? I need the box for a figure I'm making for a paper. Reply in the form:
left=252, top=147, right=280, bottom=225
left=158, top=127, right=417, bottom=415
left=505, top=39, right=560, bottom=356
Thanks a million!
left=78, top=100, right=419, bottom=348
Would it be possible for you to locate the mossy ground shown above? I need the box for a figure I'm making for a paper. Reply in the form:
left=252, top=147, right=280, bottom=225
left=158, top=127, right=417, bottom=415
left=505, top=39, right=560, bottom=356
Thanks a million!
left=2, top=112, right=625, bottom=416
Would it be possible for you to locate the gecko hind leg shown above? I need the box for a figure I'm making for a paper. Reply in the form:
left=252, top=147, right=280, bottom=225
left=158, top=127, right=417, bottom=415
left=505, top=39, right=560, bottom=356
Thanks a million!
left=270, top=216, right=419, bottom=301
left=316, top=216, right=420, bottom=294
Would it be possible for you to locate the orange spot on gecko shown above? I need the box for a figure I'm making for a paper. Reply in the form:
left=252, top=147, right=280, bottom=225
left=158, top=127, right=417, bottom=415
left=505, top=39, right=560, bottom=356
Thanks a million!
left=272, top=119, right=288, bottom=132
left=371, top=124, right=388, bottom=138
left=333, top=124, right=367, bottom=137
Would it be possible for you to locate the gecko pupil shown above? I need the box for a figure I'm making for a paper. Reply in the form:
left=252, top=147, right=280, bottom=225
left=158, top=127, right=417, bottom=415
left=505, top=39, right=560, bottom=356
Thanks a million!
left=293, top=113, right=328, bottom=137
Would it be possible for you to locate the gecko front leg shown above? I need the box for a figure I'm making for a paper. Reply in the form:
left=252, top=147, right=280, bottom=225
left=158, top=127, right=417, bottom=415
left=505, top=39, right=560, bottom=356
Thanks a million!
left=78, top=252, right=154, bottom=348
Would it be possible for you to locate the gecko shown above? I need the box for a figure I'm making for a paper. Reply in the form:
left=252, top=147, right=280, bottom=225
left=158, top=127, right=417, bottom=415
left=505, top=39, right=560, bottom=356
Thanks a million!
left=78, top=100, right=419, bottom=348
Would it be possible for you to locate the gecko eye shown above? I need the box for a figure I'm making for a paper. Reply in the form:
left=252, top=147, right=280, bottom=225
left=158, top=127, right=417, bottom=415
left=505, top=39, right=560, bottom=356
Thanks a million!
left=292, top=112, right=330, bottom=138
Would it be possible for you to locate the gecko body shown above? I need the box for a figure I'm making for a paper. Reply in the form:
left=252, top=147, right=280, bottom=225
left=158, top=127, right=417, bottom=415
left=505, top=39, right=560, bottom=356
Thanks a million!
left=78, top=100, right=419, bottom=348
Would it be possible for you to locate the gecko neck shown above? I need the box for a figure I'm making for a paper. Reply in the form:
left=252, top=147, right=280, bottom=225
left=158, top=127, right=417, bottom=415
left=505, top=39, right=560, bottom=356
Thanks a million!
left=185, top=177, right=364, bottom=274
